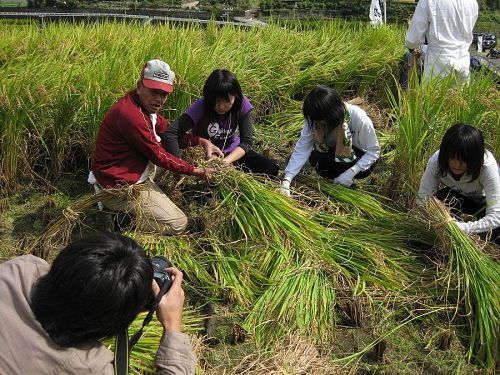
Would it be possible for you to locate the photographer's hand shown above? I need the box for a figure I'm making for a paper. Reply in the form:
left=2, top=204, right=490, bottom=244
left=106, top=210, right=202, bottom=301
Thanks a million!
left=152, top=267, right=185, bottom=333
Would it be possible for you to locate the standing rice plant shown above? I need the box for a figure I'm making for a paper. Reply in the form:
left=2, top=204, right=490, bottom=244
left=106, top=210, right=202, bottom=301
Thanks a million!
left=386, top=74, right=453, bottom=202
left=455, top=73, right=500, bottom=157
left=424, top=198, right=500, bottom=369
left=0, top=20, right=409, bottom=193
left=387, top=72, right=500, bottom=204
left=0, top=77, right=41, bottom=192
left=262, top=97, right=303, bottom=143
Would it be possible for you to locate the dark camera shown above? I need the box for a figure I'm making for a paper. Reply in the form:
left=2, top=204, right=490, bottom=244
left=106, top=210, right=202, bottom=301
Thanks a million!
left=145, top=256, right=173, bottom=310
left=152, top=256, right=173, bottom=290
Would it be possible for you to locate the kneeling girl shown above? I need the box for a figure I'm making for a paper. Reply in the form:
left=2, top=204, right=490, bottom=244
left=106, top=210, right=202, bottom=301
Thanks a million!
left=163, top=69, right=279, bottom=178
left=281, top=86, right=380, bottom=194
left=418, top=123, right=500, bottom=243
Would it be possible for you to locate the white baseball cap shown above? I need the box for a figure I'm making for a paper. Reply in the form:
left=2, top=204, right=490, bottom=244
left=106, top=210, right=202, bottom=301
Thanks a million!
left=141, top=59, right=175, bottom=93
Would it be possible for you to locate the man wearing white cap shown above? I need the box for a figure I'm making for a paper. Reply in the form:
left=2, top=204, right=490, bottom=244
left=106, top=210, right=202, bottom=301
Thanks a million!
left=90, top=59, right=217, bottom=235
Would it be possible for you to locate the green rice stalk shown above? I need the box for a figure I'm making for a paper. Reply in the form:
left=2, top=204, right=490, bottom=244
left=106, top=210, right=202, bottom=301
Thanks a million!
left=320, top=231, right=415, bottom=289
left=243, top=266, right=337, bottom=348
left=210, top=166, right=324, bottom=253
left=424, top=199, right=500, bottom=369
left=104, top=307, right=204, bottom=374
left=211, top=165, right=422, bottom=291
left=131, top=233, right=217, bottom=298
left=204, top=239, right=264, bottom=306
left=301, top=176, right=393, bottom=219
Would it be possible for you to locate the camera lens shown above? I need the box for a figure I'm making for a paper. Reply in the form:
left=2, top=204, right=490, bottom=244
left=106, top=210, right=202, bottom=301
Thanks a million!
left=144, top=256, right=173, bottom=310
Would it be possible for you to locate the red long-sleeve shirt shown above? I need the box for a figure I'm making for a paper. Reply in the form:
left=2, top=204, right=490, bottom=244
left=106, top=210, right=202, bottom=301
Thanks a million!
left=92, top=91, right=200, bottom=188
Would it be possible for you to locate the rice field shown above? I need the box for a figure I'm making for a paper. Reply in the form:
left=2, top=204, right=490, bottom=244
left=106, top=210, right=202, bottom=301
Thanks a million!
left=1, top=19, right=499, bottom=374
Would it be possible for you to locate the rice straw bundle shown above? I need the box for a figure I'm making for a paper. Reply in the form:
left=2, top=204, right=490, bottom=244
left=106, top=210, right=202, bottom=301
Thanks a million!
left=203, top=239, right=265, bottom=306
left=29, top=185, right=146, bottom=259
left=243, top=267, right=338, bottom=347
left=211, top=166, right=422, bottom=289
left=210, top=166, right=325, bottom=254
left=134, top=232, right=268, bottom=307
left=301, top=176, right=392, bottom=219
left=424, top=198, right=500, bottom=369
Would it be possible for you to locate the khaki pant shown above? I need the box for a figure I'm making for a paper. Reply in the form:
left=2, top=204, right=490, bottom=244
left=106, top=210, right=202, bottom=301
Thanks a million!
left=102, top=178, right=188, bottom=235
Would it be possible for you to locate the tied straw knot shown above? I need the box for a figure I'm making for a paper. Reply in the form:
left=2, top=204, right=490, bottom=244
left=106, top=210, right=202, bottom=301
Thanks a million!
left=432, top=217, right=455, bottom=230
left=125, top=185, right=136, bottom=200
left=62, top=207, right=79, bottom=222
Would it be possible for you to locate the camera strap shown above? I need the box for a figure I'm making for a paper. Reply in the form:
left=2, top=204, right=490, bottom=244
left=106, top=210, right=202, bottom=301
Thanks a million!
left=114, top=279, right=172, bottom=375
left=114, top=329, right=129, bottom=375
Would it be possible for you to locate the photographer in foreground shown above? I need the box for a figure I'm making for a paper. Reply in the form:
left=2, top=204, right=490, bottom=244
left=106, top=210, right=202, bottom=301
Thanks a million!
left=0, top=232, right=195, bottom=374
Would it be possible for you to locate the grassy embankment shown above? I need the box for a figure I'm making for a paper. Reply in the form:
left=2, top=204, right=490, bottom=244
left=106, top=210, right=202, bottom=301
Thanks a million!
left=1, top=20, right=499, bottom=374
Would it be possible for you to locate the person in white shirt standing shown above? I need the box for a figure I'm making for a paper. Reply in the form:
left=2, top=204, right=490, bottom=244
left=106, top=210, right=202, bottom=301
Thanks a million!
left=280, top=86, right=380, bottom=195
left=418, top=124, right=500, bottom=244
left=405, top=0, right=478, bottom=81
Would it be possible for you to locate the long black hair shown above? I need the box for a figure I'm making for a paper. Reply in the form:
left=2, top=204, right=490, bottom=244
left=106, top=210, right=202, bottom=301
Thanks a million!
left=303, top=86, right=345, bottom=132
left=202, top=69, right=243, bottom=118
left=31, top=232, right=153, bottom=347
left=438, top=123, right=484, bottom=182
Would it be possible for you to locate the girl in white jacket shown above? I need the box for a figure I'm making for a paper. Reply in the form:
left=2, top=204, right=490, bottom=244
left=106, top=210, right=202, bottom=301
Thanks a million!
left=281, top=86, right=380, bottom=194
left=418, top=123, right=500, bottom=244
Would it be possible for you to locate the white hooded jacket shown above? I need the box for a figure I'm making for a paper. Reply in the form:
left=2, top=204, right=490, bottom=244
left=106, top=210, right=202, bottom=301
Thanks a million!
left=405, top=0, right=478, bottom=80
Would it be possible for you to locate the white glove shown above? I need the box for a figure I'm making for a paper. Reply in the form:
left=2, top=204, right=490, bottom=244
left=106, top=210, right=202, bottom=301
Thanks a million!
left=280, top=179, right=291, bottom=197
left=333, top=168, right=356, bottom=187
left=456, top=221, right=469, bottom=234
